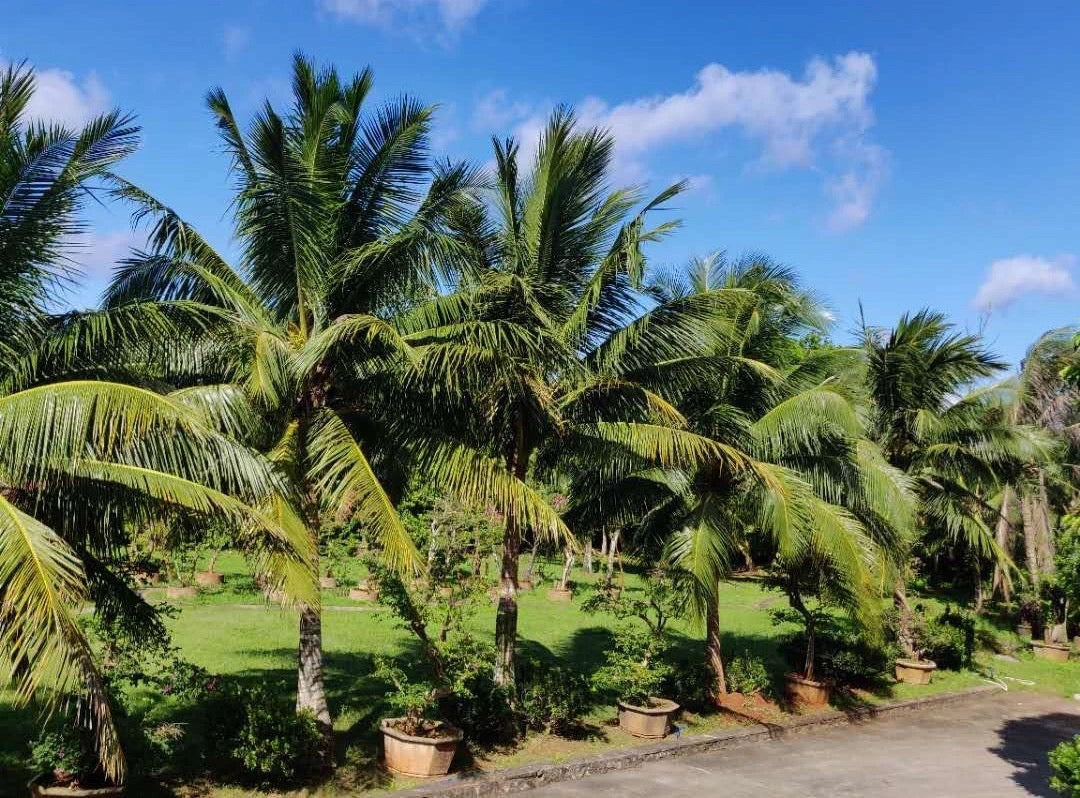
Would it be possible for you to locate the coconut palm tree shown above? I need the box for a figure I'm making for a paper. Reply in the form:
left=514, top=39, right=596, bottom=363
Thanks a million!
left=407, top=111, right=759, bottom=693
left=860, top=310, right=1052, bottom=655
left=0, top=61, right=312, bottom=782
left=637, top=254, right=911, bottom=696
left=80, top=55, right=569, bottom=731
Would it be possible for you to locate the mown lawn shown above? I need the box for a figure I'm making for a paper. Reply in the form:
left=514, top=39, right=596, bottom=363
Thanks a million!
left=2, top=552, right=1076, bottom=797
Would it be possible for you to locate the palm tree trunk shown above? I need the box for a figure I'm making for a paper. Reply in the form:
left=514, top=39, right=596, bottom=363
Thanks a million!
left=558, top=546, right=574, bottom=589
left=1022, top=491, right=1042, bottom=589
left=894, top=577, right=916, bottom=659
left=297, top=604, right=332, bottom=730
left=494, top=420, right=529, bottom=691
left=604, top=530, right=619, bottom=586
left=1036, top=472, right=1056, bottom=579
left=991, top=486, right=1014, bottom=602
left=705, top=592, right=728, bottom=700
left=583, top=539, right=593, bottom=574
left=525, top=535, right=540, bottom=580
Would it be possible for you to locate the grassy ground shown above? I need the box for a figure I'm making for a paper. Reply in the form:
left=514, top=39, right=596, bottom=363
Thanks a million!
left=2, top=552, right=1077, bottom=797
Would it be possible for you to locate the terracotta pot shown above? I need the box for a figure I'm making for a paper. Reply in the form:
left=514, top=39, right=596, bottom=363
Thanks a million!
left=547, top=587, right=573, bottom=602
left=617, top=697, right=679, bottom=738
left=194, top=571, right=223, bottom=587
left=785, top=673, right=830, bottom=707
left=517, top=578, right=534, bottom=591
left=349, top=586, right=379, bottom=602
left=28, top=777, right=124, bottom=797
left=1031, top=640, right=1071, bottom=662
left=380, top=718, right=462, bottom=777
left=165, top=586, right=198, bottom=600
left=1017, top=621, right=1033, bottom=639
left=319, top=576, right=339, bottom=589
left=895, top=658, right=936, bottom=685
left=1073, top=635, right=1080, bottom=650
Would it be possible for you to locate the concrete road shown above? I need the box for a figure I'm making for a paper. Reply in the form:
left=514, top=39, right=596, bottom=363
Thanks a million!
left=532, top=693, right=1080, bottom=797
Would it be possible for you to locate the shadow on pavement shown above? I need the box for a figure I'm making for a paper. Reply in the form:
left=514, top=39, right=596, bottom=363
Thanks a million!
left=991, top=711, right=1079, bottom=796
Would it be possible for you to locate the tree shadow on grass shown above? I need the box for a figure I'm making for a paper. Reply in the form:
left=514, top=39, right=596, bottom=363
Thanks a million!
left=990, top=712, right=1079, bottom=796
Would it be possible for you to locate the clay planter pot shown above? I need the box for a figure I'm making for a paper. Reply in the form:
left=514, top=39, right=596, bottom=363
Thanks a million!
left=517, top=578, right=534, bottom=591
left=380, top=719, right=463, bottom=777
left=29, top=777, right=124, bottom=797
left=895, top=658, right=937, bottom=685
left=319, top=576, right=339, bottom=589
left=617, top=697, right=679, bottom=738
left=165, top=585, right=198, bottom=600
left=1031, top=640, right=1071, bottom=662
left=1073, top=635, right=1080, bottom=650
left=785, top=673, right=830, bottom=707
left=1017, top=621, right=1033, bottom=639
left=194, top=571, right=223, bottom=587
left=547, top=587, right=573, bottom=602
left=349, top=585, right=379, bottom=602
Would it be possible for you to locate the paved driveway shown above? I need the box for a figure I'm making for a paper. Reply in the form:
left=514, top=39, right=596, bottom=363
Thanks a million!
left=532, top=693, right=1080, bottom=797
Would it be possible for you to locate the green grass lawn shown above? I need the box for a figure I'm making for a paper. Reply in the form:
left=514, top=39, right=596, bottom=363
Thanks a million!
left=3, top=553, right=1077, bottom=797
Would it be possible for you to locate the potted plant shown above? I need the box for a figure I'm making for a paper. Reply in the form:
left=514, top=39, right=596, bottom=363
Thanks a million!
left=349, top=576, right=379, bottom=602
left=584, top=566, right=687, bottom=737
left=591, top=627, right=677, bottom=737
left=194, top=524, right=230, bottom=588
left=165, top=541, right=201, bottom=600
left=547, top=544, right=575, bottom=602
left=374, top=660, right=462, bottom=777
left=28, top=724, right=123, bottom=797
left=320, top=536, right=352, bottom=590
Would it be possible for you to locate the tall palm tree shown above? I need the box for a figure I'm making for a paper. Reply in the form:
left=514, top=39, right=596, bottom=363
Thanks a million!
left=412, top=111, right=752, bottom=692
left=600, top=254, right=912, bottom=697
left=0, top=62, right=311, bottom=781
left=87, top=55, right=567, bottom=730
left=861, top=310, right=1051, bottom=654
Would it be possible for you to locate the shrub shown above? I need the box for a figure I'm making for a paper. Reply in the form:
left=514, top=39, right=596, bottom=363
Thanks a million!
left=775, top=609, right=894, bottom=685
left=920, top=610, right=974, bottom=669
left=206, top=685, right=323, bottom=787
left=1050, top=735, right=1080, bottom=797
left=518, top=660, right=590, bottom=734
left=726, top=652, right=771, bottom=696
left=590, top=626, right=672, bottom=706
left=661, top=655, right=713, bottom=711
left=29, top=726, right=101, bottom=787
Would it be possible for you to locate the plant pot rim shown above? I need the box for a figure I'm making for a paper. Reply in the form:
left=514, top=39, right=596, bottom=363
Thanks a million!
left=785, top=672, right=826, bottom=688
left=1030, top=640, right=1070, bottom=650
left=617, top=697, right=679, bottom=715
left=895, top=658, right=937, bottom=670
left=380, top=717, right=463, bottom=745
left=28, top=775, right=125, bottom=796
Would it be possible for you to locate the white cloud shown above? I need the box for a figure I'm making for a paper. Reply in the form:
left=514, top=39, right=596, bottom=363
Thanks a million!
left=223, top=25, right=252, bottom=59
left=17, top=65, right=110, bottom=128
left=972, top=254, right=1077, bottom=312
left=320, top=0, right=487, bottom=33
left=475, top=53, right=887, bottom=230
left=69, top=230, right=144, bottom=279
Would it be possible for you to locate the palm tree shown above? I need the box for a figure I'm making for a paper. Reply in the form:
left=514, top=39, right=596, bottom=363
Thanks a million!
left=410, top=110, right=755, bottom=692
left=87, top=55, right=568, bottom=730
left=571, top=253, right=913, bottom=697
left=860, top=310, right=1051, bottom=654
left=0, top=62, right=311, bottom=781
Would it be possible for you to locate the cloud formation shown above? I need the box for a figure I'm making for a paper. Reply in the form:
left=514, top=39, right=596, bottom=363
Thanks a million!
left=476, top=53, right=887, bottom=230
left=320, top=0, right=487, bottom=33
left=972, top=254, right=1077, bottom=312
left=15, top=64, right=110, bottom=128
left=223, top=25, right=252, bottom=59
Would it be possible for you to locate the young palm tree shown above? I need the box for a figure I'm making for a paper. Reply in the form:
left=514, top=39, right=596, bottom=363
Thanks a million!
left=575, top=254, right=913, bottom=697
left=408, top=111, right=753, bottom=692
left=0, top=62, right=312, bottom=781
left=861, top=310, right=1051, bottom=654
left=86, top=55, right=568, bottom=730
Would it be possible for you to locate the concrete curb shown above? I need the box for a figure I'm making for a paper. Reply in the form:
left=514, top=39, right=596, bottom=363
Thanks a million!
left=393, top=684, right=1001, bottom=797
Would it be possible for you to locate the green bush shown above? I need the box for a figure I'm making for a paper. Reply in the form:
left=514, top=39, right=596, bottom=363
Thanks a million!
left=206, top=685, right=323, bottom=787
left=590, top=626, right=672, bottom=706
left=661, top=655, right=713, bottom=711
left=921, top=609, right=974, bottom=670
left=775, top=611, right=894, bottom=685
left=518, top=660, right=590, bottom=734
left=29, top=726, right=101, bottom=787
left=1050, top=735, right=1080, bottom=797
left=726, top=652, right=771, bottom=696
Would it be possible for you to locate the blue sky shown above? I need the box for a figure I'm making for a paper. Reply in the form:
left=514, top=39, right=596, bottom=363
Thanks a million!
left=3, top=0, right=1079, bottom=366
